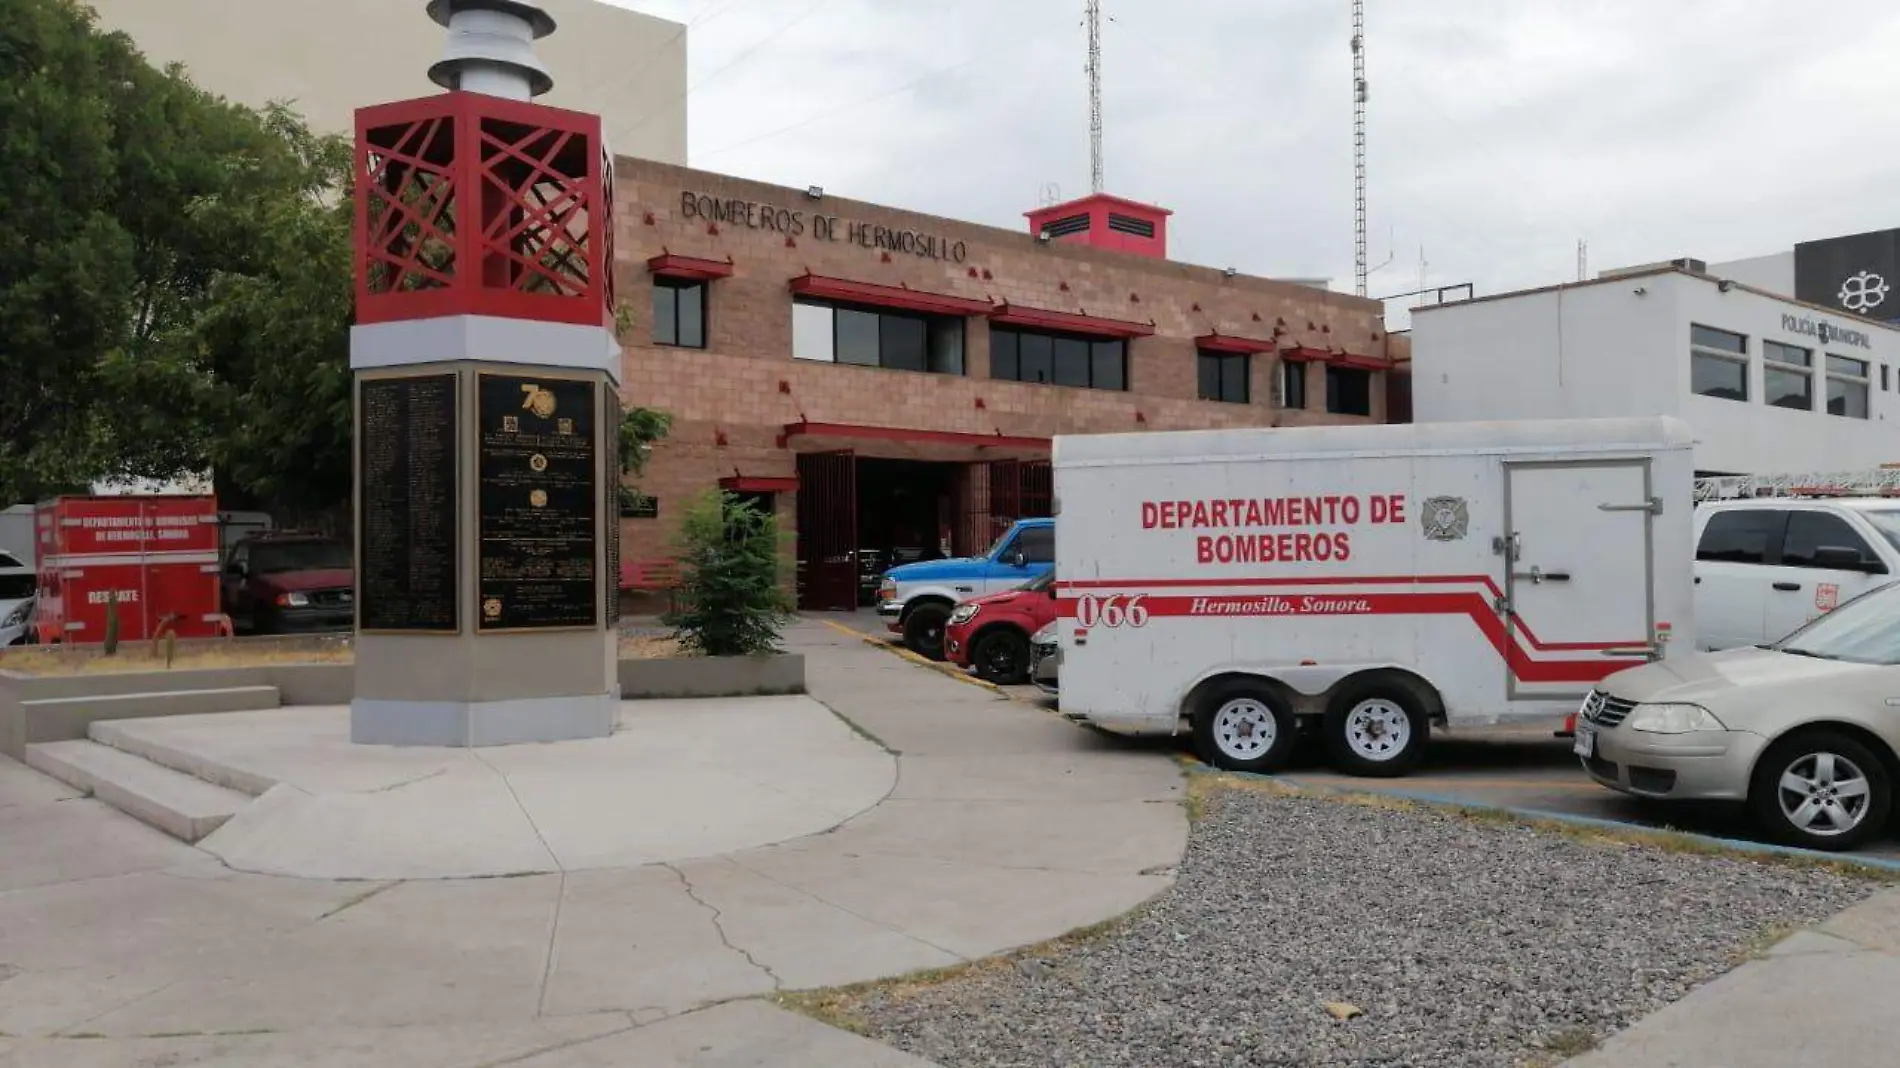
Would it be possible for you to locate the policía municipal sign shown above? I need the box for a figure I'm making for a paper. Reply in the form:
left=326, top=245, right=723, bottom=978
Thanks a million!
left=1780, top=312, right=1873, bottom=351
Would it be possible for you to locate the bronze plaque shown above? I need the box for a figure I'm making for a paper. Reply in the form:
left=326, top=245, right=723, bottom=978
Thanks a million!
left=477, top=374, right=599, bottom=630
left=357, top=374, right=460, bottom=632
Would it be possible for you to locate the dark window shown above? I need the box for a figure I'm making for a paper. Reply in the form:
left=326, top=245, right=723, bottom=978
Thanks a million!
left=1827, top=354, right=1870, bottom=419
left=1008, top=526, right=1054, bottom=563
left=1690, top=324, right=1748, bottom=401
left=1040, top=213, right=1091, bottom=237
left=791, top=299, right=966, bottom=376
left=1107, top=213, right=1156, bottom=238
left=0, top=573, right=31, bottom=600
left=1884, top=364, right=1891, bottom=392
left=1198, top=350, right=1250, bottom=403
left=1326, top=365, right=1372, bottom=416
left=1695, top=509, right=1785, bottom=565
left=1281, top=361, right=1307, bottom=409
left=250, top=540, right=353, bottom=574
left=1781, top=512, right=1878, bottom=569
left=652, top=279, right=706, bottom=348
left=1762, top=341, right=1812, bottom=411
left=991, top=326, right=1127, bottom=391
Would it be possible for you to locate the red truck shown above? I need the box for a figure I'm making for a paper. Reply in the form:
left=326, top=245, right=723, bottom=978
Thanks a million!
left=943, top=570, right=1059, bottom=684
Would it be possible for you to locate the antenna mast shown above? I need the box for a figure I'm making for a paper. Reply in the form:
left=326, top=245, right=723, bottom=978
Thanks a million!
left=1086, top=0, right=1104, bottom=193
left=1351, top=0, right=1368, bottom=297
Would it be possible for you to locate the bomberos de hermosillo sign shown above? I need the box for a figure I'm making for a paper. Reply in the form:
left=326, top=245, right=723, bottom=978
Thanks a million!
left=679, top=191, right=969, bottom=264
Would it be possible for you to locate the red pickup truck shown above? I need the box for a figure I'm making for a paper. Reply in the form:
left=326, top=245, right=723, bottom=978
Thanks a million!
left=943, top=570, right=1059, bottom=684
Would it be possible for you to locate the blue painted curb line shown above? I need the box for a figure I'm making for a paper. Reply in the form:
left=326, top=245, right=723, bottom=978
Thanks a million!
left=1184, top=762, right=1900, bottom=875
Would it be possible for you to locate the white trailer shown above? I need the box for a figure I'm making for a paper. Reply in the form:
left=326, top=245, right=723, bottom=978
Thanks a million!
left=1053, top=417, right=1696, bottom=777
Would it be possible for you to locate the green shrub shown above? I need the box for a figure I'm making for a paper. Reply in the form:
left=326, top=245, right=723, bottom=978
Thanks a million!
left=663, top=490, right=792, bottom=657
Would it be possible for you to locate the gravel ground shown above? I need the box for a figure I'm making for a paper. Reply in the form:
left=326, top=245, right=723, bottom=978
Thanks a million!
left=846, top=786, right=1879, bottom=1068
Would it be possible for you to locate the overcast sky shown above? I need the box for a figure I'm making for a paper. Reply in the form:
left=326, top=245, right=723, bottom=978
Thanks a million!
left=603, top=0, right=1900, bottom=322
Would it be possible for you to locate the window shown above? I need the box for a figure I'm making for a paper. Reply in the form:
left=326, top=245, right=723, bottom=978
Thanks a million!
left=991, top=327, right=1126, bottom=391
left=651, top=279, right=706, bottom=348
left=251, top=540, right=353, bottom=574
left=0, top=551, right=22, bottom=569
left=1325, top=365, right=1372, bottom=416
left=1883, top=364, right=1891, bottom=392
left=1695, top=509, right=1785, bottom=565
left=791, top=300, right=965, bottom=375
left=1827, top=354, right=1870, bottom=419
left=1281, top=361, right=1307, bottom=409
left=1690, top=324, right=1748, bottom=401
left=1003, top=525, right=1054, bottom=564
left=1761, top=341, right=1812, bottom=411
left=1781, top=512, right=1880, bottom=570
left=1197, top=351, right=1251, bottom=404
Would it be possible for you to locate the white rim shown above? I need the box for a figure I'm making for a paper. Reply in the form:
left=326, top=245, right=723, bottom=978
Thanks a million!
left=1212, top=698, right=1279, bottom=762
left=1343, top=698, right=1411, bottom=762
left=1777, top=751, right=1873, bottom=837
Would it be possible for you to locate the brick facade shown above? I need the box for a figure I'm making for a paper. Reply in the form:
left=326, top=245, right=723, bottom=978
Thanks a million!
left=610, top=158, right=1398, bottom=586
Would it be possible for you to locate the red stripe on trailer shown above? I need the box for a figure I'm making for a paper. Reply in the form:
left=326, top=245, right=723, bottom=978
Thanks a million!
left=1057, top=590, right=1647, bottom=685
left=1055, top=574, right=1631, bottom=653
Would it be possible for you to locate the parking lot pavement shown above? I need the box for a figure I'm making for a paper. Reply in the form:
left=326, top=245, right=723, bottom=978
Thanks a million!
left=819, top=615, right=1900, bottom=864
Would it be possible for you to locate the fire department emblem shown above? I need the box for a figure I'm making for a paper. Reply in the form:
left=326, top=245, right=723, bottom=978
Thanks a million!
left=530, top=489, right=549, bottom=508
left=483, top=598, right=503, bottom=620
left=520, top=384, right=557, bottom=419
left=1420, top=496, right=1469, bottom=542
left=529, top=453, right=549, bottom=473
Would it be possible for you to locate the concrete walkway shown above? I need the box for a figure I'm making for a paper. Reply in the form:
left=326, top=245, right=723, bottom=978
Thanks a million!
left=0, top=620, right=1186, bottom=1066
left=1566, top=886, right=1900, bottom=1067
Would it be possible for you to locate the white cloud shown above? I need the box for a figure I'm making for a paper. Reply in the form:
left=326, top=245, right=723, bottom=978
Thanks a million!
left=599, top=0, right=1900, bottom=315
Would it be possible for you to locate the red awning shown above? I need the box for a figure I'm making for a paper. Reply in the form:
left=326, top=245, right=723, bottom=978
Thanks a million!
left=780, top=421, right=1050, bottom=451
left=648, top=253, right=735, bottom=281
left=1330, top=352, right=1395, bottom=372
left=1280, top=345, right=1332, bottom=363
left=789, top=274, right=995, bottom=317
left=1195, top=332, right=1278, bottom=355
left=719, top=475, right=799, bottom=493
left=988, top=302, right=1156, bottom=339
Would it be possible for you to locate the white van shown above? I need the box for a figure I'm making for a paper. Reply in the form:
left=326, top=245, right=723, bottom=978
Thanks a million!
left=1053, top=417, right=1697, bottom=776
left=1694, top=498, right=1900, bottom=651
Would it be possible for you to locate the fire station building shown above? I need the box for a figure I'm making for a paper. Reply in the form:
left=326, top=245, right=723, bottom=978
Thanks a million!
left=612, top=159, right=1404, bottom=610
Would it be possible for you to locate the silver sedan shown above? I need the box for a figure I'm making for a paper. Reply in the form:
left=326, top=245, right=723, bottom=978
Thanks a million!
left=1578, top=581, right=1900, bottom=851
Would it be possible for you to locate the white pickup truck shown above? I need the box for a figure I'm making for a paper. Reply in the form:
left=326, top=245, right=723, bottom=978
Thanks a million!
left=1694, top=497, right=1900, bottom=650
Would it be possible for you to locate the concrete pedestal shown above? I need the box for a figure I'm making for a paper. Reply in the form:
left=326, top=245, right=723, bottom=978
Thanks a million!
left=349, top=316, right=621, bottom=747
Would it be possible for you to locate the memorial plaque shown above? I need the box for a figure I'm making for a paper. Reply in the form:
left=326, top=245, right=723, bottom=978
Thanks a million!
left=604, top=387, right=622, bottom=622
left=357, top=374, right=460, bottom=632
left=478, top=374, right=599, bottom=630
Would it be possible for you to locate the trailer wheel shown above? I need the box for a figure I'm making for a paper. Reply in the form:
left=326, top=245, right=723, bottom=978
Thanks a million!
left=1323, top=681, right=1430, bottom=777
left=1193, top=683, right=1297, bottom=773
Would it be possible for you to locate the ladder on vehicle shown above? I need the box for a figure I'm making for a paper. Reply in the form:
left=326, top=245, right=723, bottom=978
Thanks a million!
left=1694, top=467, right=1900, bottom=503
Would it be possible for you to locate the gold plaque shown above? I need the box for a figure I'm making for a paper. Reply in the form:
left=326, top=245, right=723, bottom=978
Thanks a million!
left=529, top=453, right=549, bottom=472
left=483, top=597, right=503, bottom=619
left=530, top=489, right=549, bottom=508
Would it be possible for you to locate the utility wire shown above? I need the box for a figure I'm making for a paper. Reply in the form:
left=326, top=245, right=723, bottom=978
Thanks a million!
left=623, top=0, right=834, bottom=136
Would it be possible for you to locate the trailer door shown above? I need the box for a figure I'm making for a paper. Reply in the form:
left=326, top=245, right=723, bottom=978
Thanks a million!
left=1502, top=460, right=1656, bottom=701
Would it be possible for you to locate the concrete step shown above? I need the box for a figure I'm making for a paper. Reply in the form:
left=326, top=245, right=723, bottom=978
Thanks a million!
left=89, top=719, right=276, bottom=797
left=18, top=685, right=283, bottom=746
left=24, top=739, right=253, bottom=843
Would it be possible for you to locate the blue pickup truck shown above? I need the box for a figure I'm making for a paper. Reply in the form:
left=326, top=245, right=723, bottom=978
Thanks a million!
left=876, top=518, right=1054, bottom=659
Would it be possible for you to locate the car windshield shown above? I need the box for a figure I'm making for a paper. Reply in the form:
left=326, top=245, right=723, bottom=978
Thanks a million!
left=0, top=552, right=22, bottom=569
left=1858, top=509, right=1900, bottom=553
left=1777, top=581, right=1900, bottom=664
left=250, top=541, right=353, bottom=574
left=0, top=573, right=33, bottom=600
left=1020, top=571, right=1055, bottom=593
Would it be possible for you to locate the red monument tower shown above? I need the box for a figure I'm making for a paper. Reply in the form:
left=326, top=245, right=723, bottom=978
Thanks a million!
left=349, top=0, right=622, bottom=746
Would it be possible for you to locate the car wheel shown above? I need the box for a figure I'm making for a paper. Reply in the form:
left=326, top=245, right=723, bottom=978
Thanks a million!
left=903, top=603, right=950, bottom=661
left=1749, top=731, right=1892, bottom=851
left=971, top=629, right=1030, bottom=684
left=1322, top=681, right=1431, bottom=778
left=1193, top=683, right=1297, bottom=773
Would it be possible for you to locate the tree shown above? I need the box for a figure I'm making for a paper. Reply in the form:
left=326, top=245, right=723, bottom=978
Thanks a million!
left=618, top=406, right=673, bottom=512
left=0, top=0, right=355, bottom=514
left=663, top=491, right=792, bottom=657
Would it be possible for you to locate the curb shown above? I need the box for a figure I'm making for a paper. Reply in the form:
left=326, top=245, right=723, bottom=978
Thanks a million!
left=1184, top=760, right=1900, bottom=875
left=816, top=619, right=1061, bottom=711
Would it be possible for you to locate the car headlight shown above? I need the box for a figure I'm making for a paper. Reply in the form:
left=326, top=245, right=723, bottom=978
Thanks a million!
left=1626, top=703, right=1727, bottom=734
left=275, top=591, right=311, bottom=608
left=2, top=601, right=30, bottom=628
left=949, top=604, right=980, bottom=625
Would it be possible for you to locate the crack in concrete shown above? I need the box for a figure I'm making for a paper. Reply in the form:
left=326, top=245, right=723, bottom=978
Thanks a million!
left=661, top=862, right=785, bottom=991
left=314, top=880, right=398, bottom=922
left=723, top=852, right=968, bottom=964
left=466, top=749, right=567, bottom=1019
left=349, top=767, right=449, bottom=795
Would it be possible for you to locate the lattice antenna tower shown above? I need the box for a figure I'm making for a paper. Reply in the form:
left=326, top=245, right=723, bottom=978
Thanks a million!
left=1086, top=0, right=1104, bottom=193
left=1351, top=0, right=1368, bottom=297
